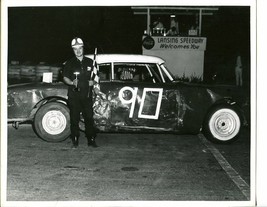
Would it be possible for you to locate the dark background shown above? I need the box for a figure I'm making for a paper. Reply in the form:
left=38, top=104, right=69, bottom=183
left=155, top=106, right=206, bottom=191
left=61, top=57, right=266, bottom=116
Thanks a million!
left=8, top=6, right=250, bottom=84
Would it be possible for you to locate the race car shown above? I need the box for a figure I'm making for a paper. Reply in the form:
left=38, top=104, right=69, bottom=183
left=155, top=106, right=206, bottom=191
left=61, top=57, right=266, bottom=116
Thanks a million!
left=8, top=54, right=245, bottom=143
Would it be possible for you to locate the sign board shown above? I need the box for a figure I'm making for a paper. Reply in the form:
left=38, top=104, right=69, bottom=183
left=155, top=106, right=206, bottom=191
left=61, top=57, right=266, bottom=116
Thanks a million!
left=142, top=36, right=206, bottom=51
left=142, top=36, right=207, bottom=79
left=42, top=72, right=53, bottom=83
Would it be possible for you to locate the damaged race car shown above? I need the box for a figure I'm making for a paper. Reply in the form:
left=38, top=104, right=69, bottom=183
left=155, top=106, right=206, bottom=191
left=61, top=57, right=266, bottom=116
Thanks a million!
left=8, top=54, right=245, bottom=144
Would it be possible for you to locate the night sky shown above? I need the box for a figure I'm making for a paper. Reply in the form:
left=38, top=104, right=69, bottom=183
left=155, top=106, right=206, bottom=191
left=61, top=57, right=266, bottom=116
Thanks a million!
left=8, top=7, right=145, bottom=63
left=7, top=6, right=250, bottom=82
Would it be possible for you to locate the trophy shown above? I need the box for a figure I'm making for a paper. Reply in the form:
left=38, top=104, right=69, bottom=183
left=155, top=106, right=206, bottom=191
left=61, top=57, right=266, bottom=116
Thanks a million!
left=73, top=72, right=80, bottom=92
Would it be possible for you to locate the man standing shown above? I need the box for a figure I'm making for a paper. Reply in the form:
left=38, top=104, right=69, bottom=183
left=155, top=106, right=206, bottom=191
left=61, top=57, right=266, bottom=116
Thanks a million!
left=235, top=52, right=243, bottom=86
left=63, top=37, right=100, bottom=148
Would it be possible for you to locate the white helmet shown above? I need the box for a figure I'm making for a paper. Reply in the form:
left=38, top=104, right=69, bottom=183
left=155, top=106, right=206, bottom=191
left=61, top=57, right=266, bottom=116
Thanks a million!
left=71, top=37, right=84, bottom=48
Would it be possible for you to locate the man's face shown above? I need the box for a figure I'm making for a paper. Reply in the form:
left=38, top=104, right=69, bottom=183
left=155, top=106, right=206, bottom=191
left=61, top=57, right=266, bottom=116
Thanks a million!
left=73, top=46, right=84, bottom=58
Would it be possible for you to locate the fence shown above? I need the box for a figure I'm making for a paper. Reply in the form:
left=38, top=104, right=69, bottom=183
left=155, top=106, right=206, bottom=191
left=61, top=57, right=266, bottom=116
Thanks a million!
left=8, top=61, right=62, bottom=83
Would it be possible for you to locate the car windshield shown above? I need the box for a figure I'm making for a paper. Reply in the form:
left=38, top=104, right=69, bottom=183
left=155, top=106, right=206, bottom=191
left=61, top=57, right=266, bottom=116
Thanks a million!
left=160, top=64, right=174, bottom=82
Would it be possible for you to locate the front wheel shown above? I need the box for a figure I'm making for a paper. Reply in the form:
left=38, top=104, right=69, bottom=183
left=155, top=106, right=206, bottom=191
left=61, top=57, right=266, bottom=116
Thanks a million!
left=33, top=102, right=71, bottom=142
left=202, top=106, right=241, bottom=144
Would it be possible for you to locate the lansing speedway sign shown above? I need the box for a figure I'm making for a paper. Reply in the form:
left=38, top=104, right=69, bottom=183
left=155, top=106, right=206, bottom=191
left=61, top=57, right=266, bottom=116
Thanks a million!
left=157, top=37, right=206, bottom=50
left=143, top=36, right=206, bottom=51
left=142, top=36, right=207, bottom=79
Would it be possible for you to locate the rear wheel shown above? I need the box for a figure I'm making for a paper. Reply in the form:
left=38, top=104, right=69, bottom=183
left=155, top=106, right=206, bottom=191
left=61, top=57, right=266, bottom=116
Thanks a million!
left=203, top=106, right=241, bottom=143
left=33, top=102, right=70, bottom=142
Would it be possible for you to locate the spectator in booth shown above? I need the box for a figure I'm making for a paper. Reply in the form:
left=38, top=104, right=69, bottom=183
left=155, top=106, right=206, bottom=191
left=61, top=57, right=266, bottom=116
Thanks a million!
left=170, top=15, right=179, bottom=34
left=166, top=26, right=178, bottom=36
left=235, top=51, right=243, bottom=86
left=152, top=17, right=164, bottom=35
left=153, top=17, right=164, bottom=29
left=188, top=24, right=199, bottom=36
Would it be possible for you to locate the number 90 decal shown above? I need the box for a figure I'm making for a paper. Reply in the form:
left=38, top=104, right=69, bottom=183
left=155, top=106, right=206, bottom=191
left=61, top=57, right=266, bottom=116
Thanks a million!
left=119, top=86, right=163, bottom=120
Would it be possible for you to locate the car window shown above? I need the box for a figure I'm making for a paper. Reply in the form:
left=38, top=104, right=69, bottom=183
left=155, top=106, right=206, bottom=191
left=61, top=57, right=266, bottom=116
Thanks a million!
left=99, top=63, right=111, bottom=81
left=114, top=63, right=161, bottom=83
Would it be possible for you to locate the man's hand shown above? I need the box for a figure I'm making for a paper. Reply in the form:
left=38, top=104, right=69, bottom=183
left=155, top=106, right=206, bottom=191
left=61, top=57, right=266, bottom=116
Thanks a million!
left=73, top=79, right=78, bottom=87
left=89, top=80, right=94, bottom=86
left=93, top=86, right=106, bottom=100
left=63, top=77, right=75, bottom=86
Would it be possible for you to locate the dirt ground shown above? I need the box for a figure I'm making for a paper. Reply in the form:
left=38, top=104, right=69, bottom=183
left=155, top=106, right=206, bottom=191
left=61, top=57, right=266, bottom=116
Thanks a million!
left=5, top=125, right=251, bottom=202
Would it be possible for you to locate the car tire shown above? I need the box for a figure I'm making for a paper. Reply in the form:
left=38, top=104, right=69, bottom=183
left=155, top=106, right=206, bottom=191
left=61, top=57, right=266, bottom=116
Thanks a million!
left=33, top=102, right=71, bottom=142
left=203, top=106, right=241, bottom=144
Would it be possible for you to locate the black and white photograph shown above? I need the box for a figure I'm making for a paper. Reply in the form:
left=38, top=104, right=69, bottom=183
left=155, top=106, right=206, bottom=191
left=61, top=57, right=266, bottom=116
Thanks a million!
left=1, top=0, right=263, bottom=206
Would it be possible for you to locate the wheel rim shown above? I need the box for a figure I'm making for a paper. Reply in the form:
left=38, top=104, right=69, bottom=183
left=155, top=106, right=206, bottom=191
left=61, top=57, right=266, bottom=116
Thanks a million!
left=209, top=108, right=240, bottom=141
left=42, top=110, right=67, bottom=135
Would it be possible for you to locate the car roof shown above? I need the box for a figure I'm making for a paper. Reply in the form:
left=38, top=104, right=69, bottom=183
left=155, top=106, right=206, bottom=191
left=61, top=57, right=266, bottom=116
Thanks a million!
left=85, top=54, right=165, bottom=65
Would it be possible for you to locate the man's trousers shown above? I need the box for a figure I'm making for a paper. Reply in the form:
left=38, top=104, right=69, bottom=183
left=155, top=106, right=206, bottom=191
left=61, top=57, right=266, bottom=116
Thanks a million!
left=68, top=95, right=96, bottom=138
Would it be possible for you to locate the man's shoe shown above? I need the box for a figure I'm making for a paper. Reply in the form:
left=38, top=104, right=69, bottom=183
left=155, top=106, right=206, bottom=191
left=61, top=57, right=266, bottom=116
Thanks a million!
left=87, top=137, right=99, bottom=148
left=71, top=136, right=79, bottom=148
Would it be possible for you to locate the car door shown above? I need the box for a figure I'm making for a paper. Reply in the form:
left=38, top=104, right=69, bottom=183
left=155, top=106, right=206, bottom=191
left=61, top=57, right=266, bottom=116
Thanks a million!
left=97, top=62, right=178, bottom=132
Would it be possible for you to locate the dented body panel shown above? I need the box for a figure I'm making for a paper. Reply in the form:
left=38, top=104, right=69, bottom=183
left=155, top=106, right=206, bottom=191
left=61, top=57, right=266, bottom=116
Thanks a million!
left=8, top=82, right=68, bottom=121
left=92, top=81, right=226, bottom=133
